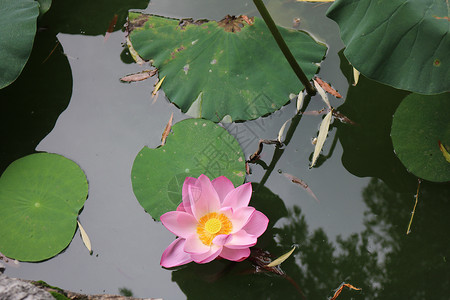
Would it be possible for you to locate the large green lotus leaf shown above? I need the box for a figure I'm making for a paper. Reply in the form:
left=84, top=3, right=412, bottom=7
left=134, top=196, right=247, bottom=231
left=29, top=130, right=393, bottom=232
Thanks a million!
left=0, top=0, right=39, bottom=89
left=131, top=118, right=246, bottom=220
left=391, top=93, right=450, bottom=182
left=327, top=0, right=450, bottom=94
left=128, top=13, right=327, bottom=121
left=0, top=153, right=88, bottom=261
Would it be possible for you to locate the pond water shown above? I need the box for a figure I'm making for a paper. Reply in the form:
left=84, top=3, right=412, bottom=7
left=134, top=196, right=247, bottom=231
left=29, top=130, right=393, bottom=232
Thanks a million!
left=1, top=0, right=449, bottom=299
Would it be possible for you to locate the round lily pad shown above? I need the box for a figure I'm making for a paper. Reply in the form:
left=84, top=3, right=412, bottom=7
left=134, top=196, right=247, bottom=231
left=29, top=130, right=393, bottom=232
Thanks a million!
left=0, top=153, right=88, bottom=261
left=127, top=13, right=327, bottom=121
left=131, top=118, right=246, bottom=220
left=391, top=93, right=450, bottom=182
left=327, top=0, right=450, bottom=94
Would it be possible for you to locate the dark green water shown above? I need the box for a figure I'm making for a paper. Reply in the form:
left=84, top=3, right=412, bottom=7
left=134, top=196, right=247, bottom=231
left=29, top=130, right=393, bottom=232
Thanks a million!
left=1, top=0, right=449, bottom=299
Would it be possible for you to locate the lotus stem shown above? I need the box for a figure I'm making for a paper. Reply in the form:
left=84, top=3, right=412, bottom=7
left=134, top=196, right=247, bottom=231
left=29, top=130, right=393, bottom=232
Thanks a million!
left=253, top=0, right=316, bottom=96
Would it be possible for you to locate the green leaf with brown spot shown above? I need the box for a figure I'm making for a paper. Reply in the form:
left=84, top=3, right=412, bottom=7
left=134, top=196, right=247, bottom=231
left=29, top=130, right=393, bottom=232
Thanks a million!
left=127, top=13, right=327, bottom=121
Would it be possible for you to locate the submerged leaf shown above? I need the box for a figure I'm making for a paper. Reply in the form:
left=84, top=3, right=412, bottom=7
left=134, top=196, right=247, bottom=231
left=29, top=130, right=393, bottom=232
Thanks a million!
left=330, top=282, right=361, bottom=300
left=77, top=220, right=92, bottom=254
left=283, top=173, right=319, bottom=203
left=266, top=246, right=296, bottom=267
left=310, top=110, right=332, bottom=168
left=127, top=13, right=327, bottom=121
left=438, top=141, right=450, bottom=163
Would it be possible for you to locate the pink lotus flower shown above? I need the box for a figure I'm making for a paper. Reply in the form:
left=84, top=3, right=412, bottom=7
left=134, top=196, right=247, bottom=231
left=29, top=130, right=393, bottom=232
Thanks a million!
left=160, top=174, right=269, bottom=268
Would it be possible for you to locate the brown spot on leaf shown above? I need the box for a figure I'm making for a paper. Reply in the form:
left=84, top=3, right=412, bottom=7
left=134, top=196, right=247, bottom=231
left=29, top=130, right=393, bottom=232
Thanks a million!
left=127, top=14, right=149, bottom=33
left=433, top=16, right=450, bottom=21
left=434, top=59, right=441, bottom=67
left=178, top=18, right=209, bottom=30
left=218, top=15, right=254, bottom=33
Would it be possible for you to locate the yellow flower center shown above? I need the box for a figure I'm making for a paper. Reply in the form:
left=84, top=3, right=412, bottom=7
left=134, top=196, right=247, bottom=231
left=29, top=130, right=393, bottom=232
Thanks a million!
left=197, top=212, right=232, bottom=246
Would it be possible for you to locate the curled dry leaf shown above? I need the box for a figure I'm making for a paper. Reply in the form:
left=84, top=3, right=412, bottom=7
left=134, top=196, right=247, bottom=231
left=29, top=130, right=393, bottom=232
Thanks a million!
left=283, top=173, right=319, bottom=203
left=161, top=113, right=174, bottom=145
left=313, top=80, right=331, bottom=109
left=353, top=67, right=360, bottom=86
left=330, top=283, right=361, bottom=300
left=314, top=76, right=342, bottom=98
left=152, top=76, right=166, bottom=96
left=310, top=110, right=333, bottom=168
left=77, top=220, right=92, bottom=254
left=120, top=69, right=157, bottom=82
left=297, top=90, right=304, bottom=113
left=332, top=110, right=356, bottom=125
left=266, top=246, right=296, bottom=267
left=277, top=119, right=291, bottom=143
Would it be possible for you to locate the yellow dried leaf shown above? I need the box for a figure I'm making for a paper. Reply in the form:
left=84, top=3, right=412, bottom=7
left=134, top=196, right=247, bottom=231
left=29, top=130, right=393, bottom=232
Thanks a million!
left=297, top=90, right=304, bottom=113
left=161, top=113, right=174, bottom=145
left=314, top=79, right=331, bottom=108
left=266, top=246, right=296, bottom=267
left=310, top=110, right=332, bottom=168
left=152, top=76, right=166, bottom=96
left=277, top=119, right=291, bottom=143
left=353, top=67, right=360, bottom=86
left=77, top=220, right=92, bottom=254
left=438, top=141, right=450, bottom=163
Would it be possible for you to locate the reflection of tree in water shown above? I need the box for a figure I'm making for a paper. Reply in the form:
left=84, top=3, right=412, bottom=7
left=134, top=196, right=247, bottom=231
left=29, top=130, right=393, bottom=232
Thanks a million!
left=363, top=178, right=450, bottom=300
left=171, top=180, right=449, bottom=299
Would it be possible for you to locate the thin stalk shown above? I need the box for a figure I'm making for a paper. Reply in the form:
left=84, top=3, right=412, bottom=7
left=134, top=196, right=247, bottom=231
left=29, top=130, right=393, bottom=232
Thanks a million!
left=253, top=0, right=316, bottom=96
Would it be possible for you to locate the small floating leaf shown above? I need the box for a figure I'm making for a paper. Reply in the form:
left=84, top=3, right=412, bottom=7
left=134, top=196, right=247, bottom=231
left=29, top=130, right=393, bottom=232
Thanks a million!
left=266, top=246, right=296, bottom=267
left=120, top=69, right=157, bottom=82
left=352, top=67, right=360, bottom=86
left=314, top=79, right=331, bottom=108
left=277, top=119, right=291, bottom=143
left=314, top=76, right=342, bottom=98
left=283, top=173, right=319, bottom=203
left=152, top=75, right=166, bottom=96
left=77, top=220, right=92, bottom=254
left=161, top=112, right=173, bottom=145
left=330, top=282, right=361, bottom=300
left=311, top=110, right=333, bottom=168
left=296, top=90, right=304, bottom=113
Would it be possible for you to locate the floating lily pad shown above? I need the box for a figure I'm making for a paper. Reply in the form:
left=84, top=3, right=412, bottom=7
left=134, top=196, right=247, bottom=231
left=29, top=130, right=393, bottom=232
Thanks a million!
left=327, top=0, right=450, bottom=94
left=0, top=153, right=88, bottom=261
left=0, top=0, right=39, bottom=89
left=131, top=118, right=246, bottom=220
left=391, top=93, right=450, bottom=182
left=127, top=13, right=327, bottom=121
